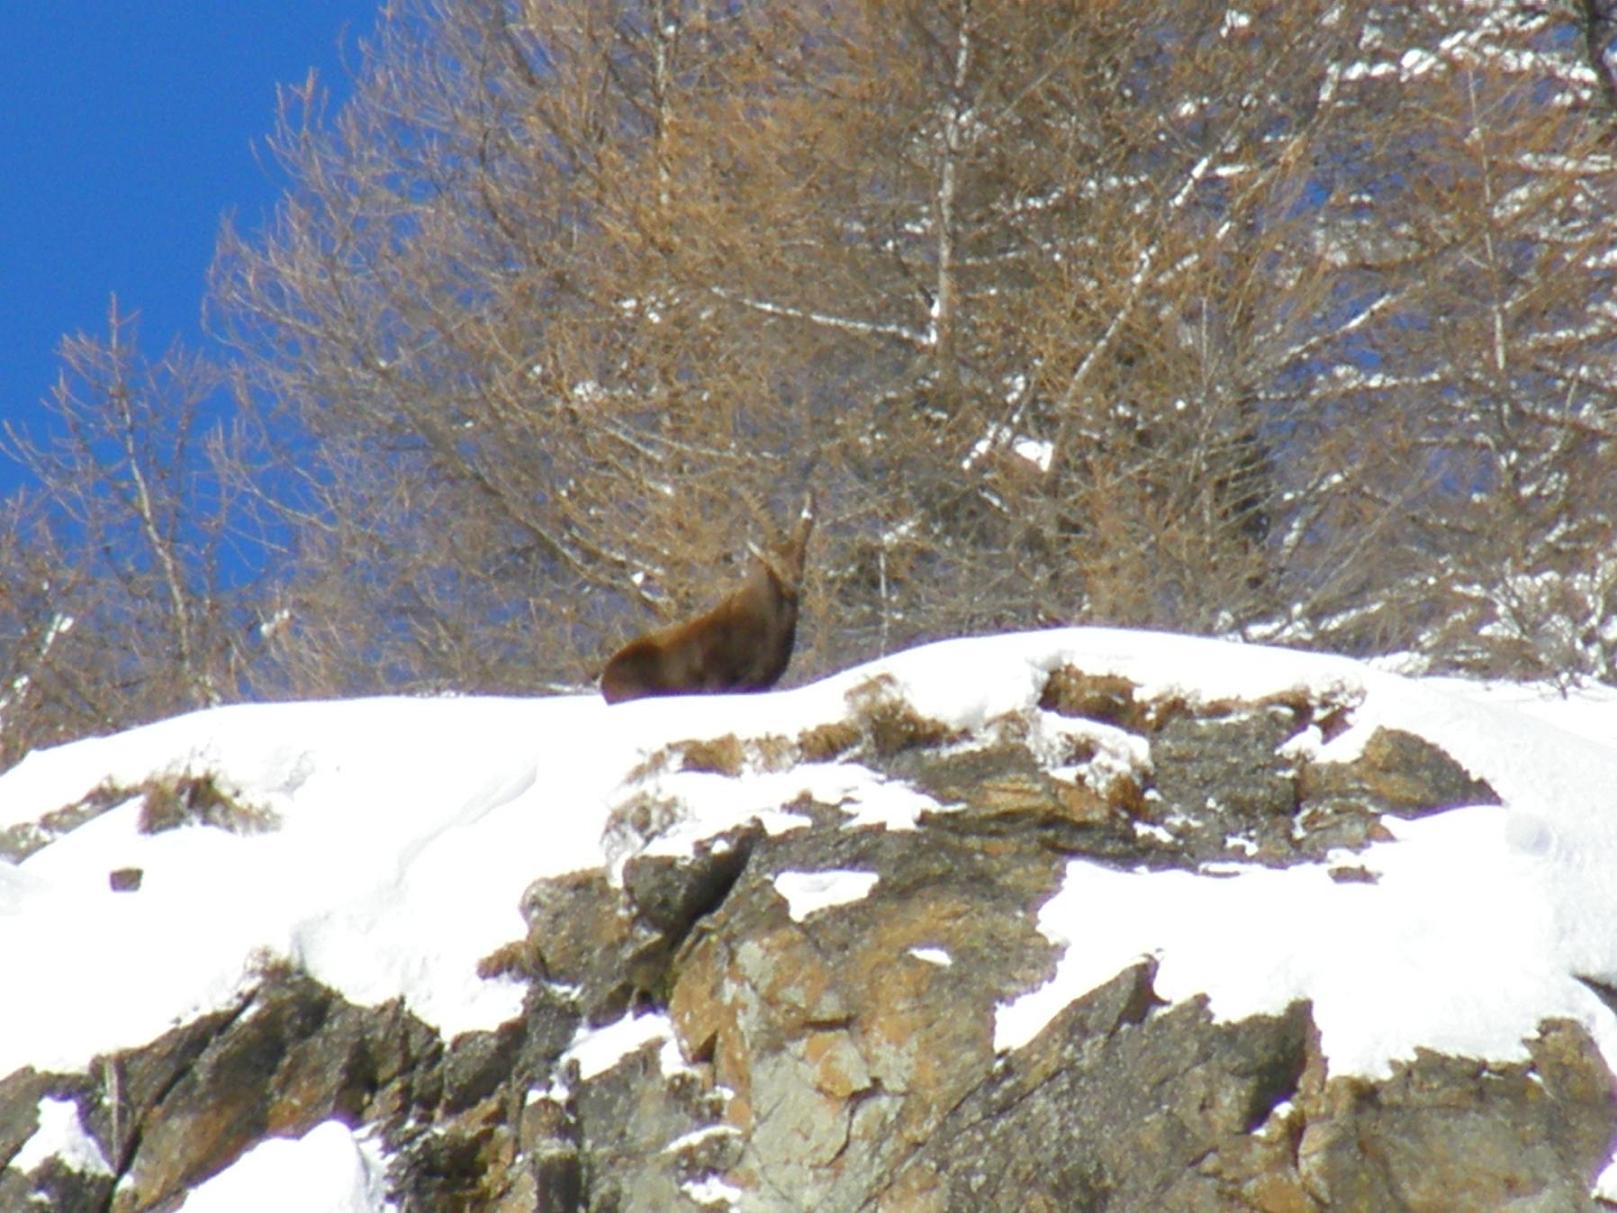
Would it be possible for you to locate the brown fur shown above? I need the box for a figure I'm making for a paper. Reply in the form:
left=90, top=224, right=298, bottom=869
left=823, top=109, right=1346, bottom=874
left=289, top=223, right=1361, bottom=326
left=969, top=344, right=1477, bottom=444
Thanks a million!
left=601, top=496, right=815, bottom=704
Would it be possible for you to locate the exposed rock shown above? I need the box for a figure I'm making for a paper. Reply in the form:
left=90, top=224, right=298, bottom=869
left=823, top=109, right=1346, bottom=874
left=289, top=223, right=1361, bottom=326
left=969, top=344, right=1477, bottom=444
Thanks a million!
left=89, top=1004, right=244, bottom=1177
left=520, top=867, right=645, bottom=1023
left=107, top=972, right=442, bottom=1212
left=1296, top=1021, right=1613, bottom=1212
left=668, top=825, right=1068, bottom=1211
left=3, top=674, right=1612, bottom=1212
left=622, top=828, right=760, bottom=943
left=0, top=1068, right=54, bottom=1171
left=875, top=963, right=1312, bottom=1212
left=905, top=740, right=1150, bottom=861
left=108, top=867, right=143, bottom=892
left=868, top=964, right=1616, bottom=1213
left=0, top=783, right=139, bottom=863
left=570, top=1032, right=733, bottom=1213
left=0, top=1117, right=116, bottom=1213
left=0, top=1070, right=114, bottom=1213
left=1300, top=726, right=1500, bottom=818
left=389, top=984, right=579, bottom=1211
left=520, top=826, right=760, bottom=1024
left=1155, top=703, right=1306, bottom=815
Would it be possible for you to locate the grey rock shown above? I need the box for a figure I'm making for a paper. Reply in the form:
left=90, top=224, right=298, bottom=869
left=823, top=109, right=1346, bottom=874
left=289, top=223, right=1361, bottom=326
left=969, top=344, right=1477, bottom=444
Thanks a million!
left=571, top=1031, right=731, bottom=1213
left=106, top=973, right=443, bottom=1212
left=1298, top=1020, right=1613, bottom=1213
left=875, top=963, right=1313, bottom=1212
left=0, top=1071, right=116, bottom=1213
left=521, top=867, right=643, bottom=1024
left=1299, top=726, right=1501, bottom=818
left=3, top=677, right=1609, bottom=1213
left=1151, top=704, right=1303, bottom=831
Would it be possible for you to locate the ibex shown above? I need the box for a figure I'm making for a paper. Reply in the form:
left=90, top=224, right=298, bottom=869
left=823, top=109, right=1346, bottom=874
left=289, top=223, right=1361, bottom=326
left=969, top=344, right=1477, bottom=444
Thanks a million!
left=600, top=493, right=815, bottom=704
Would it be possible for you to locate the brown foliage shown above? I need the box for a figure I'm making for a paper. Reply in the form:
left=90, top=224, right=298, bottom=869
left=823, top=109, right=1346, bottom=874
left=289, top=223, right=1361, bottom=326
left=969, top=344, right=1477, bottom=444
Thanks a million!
left=8, top=1, right=1617, bottom=773
left=0, top=302, right=266, bottom=766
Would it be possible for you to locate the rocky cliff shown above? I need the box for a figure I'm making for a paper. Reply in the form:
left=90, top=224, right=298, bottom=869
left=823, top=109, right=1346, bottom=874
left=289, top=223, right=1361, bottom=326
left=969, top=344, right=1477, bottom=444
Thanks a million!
left=1, top=630, right=1615, bottom=1211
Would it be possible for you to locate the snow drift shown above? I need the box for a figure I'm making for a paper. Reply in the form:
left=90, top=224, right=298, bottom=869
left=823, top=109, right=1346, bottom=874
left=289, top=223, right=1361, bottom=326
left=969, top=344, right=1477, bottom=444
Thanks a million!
left=4, top=628, right=1617, bottom=1207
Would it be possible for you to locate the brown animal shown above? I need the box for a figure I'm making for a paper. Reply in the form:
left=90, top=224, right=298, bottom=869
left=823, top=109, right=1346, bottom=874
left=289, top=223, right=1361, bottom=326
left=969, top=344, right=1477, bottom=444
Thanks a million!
left=600, top=495, right=815, bottom=704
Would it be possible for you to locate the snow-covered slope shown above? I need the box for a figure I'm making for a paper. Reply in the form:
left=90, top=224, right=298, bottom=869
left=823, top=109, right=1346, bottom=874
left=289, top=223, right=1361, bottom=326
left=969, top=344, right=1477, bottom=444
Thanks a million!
left=4, top=628, right=1617, bottom=1206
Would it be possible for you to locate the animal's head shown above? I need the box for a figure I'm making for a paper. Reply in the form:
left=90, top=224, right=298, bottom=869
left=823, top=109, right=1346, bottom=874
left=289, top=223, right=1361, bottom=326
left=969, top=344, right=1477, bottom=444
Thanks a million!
left=747, top=490, right=815, bottom=594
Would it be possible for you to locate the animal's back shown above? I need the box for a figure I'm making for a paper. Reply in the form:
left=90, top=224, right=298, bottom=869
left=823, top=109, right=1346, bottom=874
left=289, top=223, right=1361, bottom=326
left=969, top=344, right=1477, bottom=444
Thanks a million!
left=599, top=493, right=814, bottom=704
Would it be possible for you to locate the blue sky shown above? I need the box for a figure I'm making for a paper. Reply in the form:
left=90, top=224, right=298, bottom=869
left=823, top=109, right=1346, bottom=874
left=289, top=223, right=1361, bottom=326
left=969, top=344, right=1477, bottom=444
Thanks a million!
left=0, top=4, right=381, bottom=493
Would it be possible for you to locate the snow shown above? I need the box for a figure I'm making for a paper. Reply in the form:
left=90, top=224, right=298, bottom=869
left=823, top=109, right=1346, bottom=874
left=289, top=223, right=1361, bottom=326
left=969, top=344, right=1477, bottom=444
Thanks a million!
left=1220, top=10, right=1251, bottom=37
left=1597, top=1155, right=1617, bottom=1204
left=993, top=638, right=1617, bottom=1079
left=963, top=423, right=1055, bottom=473
left=11, top=1097, right=112, bottom=1177
left=5, top=627, right=1617, bottom=1200
left=0, top=695, right=598, bottom=1074
left=682, top=1175, right=744, bottom=1207
left=611, top=762, right=935, bottom=879
left=561, top=1011, right=677, bottom=1081
left=174, top=1121, right=393, bottom=1213
left=995, top=805, right=1587, bottom=1076
left=662, top=1124, right=742, bottom=1155
left=772, top=870, right=880, bottom=921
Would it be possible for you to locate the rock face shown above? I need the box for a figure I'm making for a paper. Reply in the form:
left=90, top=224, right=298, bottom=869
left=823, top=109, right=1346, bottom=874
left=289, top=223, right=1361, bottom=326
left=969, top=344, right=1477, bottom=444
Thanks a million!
left=2, top=664, right=1612, bottom=1212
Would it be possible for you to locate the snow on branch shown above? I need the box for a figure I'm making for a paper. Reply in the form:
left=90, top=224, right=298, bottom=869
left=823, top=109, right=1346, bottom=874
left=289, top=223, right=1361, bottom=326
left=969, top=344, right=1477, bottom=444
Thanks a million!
left=708, top=286, right=933, bottom=350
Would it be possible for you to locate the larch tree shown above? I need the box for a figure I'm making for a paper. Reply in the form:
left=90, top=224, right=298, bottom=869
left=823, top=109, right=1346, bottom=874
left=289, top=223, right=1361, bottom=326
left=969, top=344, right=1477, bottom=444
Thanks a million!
left=1266, top=1, right=1617, bottom=678
left=201, top=0, right=1617, bottom=699
left=0, top=302, right=264, bottom=763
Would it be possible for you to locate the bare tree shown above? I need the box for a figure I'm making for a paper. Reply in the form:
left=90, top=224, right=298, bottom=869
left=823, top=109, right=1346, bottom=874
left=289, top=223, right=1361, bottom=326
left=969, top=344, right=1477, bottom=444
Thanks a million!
left=201, top=0, right=1617, bottom=699
left=0, top=301, right=266, bottom=763
left=1260, top=1, right=1617, bottom=678
left=212, top=0, right=852, bottom=691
